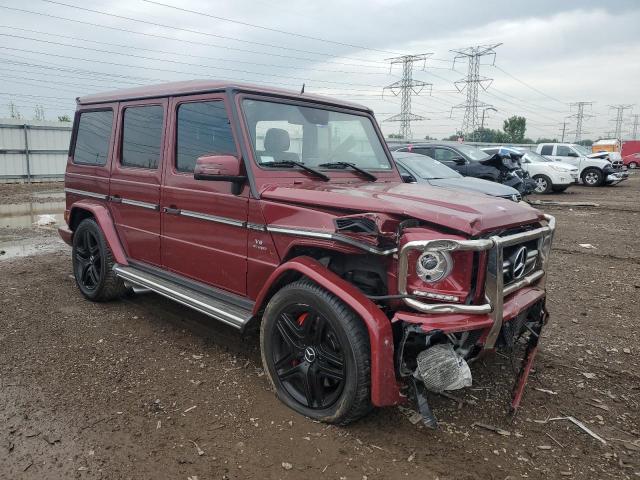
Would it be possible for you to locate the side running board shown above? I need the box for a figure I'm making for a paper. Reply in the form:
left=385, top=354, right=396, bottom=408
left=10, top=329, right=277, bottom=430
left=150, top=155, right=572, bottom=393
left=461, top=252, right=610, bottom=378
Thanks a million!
left=113, top=264, right=253, bottom=330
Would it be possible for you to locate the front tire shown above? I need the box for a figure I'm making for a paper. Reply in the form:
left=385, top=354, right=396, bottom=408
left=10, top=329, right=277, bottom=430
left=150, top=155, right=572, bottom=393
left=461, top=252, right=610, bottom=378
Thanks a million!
left=260, top=280, right=372, bottom=425
left=581, top=168, right=603, bottom=187
left=72, top=218, right=128, bottom=301
left=533, top=174, right=553, bottom=194
left=629, top=161, right=638, bottom=169
left=552, top=185, right=569, bottom=193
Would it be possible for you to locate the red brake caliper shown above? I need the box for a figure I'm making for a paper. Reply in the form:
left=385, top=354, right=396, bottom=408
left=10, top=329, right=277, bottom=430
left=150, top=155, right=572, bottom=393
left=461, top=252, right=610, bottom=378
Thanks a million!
left=291, top=312, right=308, bottom=367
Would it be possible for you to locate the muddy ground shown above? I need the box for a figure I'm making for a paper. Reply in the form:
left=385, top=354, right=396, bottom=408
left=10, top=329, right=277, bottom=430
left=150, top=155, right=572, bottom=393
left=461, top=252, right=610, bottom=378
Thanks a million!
left=0, top=177, right=638, bottom=480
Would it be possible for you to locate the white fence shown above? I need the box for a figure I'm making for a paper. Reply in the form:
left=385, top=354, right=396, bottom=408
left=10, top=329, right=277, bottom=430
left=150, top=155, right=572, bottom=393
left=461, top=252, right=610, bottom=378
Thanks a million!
left=0, top=118, right=71, bottom=183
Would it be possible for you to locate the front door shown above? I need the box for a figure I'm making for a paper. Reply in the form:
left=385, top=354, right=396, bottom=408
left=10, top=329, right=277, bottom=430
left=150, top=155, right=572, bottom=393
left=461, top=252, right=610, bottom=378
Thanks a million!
left=432, top=147, right=467, bottom=174
left=109, top=99, right=167, bottom=266
left=161, top=94, right=249, bottom=295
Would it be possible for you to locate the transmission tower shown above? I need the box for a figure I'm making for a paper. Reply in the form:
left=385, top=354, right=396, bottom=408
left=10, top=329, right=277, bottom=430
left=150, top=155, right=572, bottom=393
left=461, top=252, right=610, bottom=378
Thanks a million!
left=450, top=44, right=501, bottom=141
left=568, top=102, right=593, bottom=143
left=609, top=104, right=633, bottom=139
left=383, top=54, right=432, bottom=140
left=631, top=114, right=640, bottom=140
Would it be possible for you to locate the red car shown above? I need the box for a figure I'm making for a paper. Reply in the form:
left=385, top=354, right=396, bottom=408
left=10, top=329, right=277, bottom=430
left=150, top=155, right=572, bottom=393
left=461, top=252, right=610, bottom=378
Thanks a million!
left=59, top=81, right=555, bottom=426
left=623, top=152, right=640, bottom=169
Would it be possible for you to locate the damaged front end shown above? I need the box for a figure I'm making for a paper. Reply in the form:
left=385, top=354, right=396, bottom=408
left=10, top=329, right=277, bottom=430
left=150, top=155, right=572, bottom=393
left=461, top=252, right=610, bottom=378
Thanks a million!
left=393, top=215, right=555, bottom=427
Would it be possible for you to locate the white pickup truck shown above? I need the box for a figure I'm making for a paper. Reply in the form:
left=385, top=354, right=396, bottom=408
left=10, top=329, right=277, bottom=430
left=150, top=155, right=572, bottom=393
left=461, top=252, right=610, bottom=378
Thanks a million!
left=536, top=143, right=626, bottom=187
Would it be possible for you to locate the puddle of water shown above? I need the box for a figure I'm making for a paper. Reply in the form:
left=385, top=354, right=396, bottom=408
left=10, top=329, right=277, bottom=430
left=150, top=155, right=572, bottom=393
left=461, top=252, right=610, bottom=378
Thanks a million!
left=0, top=200, right=66, bottom=229
left=0, top=237, right=68, bottom=261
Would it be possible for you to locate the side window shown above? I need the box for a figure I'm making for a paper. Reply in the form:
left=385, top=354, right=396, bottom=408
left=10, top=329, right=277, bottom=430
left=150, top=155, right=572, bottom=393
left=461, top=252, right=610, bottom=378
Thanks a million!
left=411, top=147, right=431, bottom=156
left=176, top=101, right=236, bottom=173
left=540, top=145, right=553, bottom=155
left=72, top=110, right=113, bottom=166
left=432, top=148, right=455, bottom=162
left=121, top=105, right=164, bottom=169
left=556, top=145, right=571, bottom=156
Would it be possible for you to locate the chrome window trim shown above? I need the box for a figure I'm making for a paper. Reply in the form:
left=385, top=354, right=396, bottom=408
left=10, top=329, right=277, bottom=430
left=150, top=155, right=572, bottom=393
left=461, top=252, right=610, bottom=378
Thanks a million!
left=64, top=188, right=108, bottom=200
left=180, top=209, right=246, bottom=228
left=120, top=198, right=159, bottom=211
left=397, top=215, right=556, bottom=348
left=246, top=222, right=266, bottom=231
left=266, top=225, right=397, bottom=256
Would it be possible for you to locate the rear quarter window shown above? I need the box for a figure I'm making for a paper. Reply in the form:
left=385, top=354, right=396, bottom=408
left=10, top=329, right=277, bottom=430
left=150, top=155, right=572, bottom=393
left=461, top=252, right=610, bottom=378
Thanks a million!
left=72, top=110, right=113, bottom=166
left=540, top=145, right=553, bottom=156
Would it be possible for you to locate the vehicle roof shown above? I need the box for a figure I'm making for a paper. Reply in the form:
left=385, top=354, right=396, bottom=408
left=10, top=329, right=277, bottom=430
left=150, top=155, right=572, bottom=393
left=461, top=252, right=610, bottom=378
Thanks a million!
left=391, top=151, right=436, bottom=161
left=77, top=80, right=371, bottom=111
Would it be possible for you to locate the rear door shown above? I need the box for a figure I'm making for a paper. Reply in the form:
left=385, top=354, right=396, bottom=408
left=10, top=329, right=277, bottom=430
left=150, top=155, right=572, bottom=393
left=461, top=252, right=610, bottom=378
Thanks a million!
left=161, top=93, right=249, bottom=295
left=109, top=99, right=167, bottom=266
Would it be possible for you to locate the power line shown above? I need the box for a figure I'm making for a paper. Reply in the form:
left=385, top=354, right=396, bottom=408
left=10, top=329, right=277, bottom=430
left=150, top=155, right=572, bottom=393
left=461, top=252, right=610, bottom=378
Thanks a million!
left=141, top=0, right=402, bottom=56
left=491, top=65, right=567, bottom=106
left=0, top=25, right=395, bottom=77
left=0, top=5, right=390, bottom=70
left=450, top=44, right=501, bottom=140
left=383, top=54, right=432, bottom=140
left=39, top=0, right=389, bottom=65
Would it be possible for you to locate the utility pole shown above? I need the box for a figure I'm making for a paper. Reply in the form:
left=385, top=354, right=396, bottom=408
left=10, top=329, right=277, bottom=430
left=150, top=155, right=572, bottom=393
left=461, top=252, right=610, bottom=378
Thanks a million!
left=480, top=107, right=497, bottom=130
left=559, top=120, right=567, bottom=142
left=609, top=104, right=633, bottom=139
left=631, top=113, right=640, bottom=140
left=383, top=54, right=432, bottom=141
left=450, top=43, right=501, bottom=141
left=568, top=102, right=593, bottom=143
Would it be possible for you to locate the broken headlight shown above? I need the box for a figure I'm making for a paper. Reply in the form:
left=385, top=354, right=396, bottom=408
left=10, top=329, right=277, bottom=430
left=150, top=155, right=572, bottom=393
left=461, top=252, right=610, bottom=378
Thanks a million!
left=416, top=251, right=452, bottom=283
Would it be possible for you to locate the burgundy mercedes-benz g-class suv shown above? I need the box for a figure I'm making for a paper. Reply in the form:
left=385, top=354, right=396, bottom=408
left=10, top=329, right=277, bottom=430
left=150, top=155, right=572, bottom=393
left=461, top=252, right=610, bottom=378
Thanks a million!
left=59, top=81, right=555, bottom=426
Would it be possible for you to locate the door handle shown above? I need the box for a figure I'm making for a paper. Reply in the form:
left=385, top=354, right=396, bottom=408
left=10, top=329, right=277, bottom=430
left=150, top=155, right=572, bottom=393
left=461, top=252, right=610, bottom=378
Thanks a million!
left=163, top=206, right=181, bottom=215
left=110, top=194, right=122, bottom=203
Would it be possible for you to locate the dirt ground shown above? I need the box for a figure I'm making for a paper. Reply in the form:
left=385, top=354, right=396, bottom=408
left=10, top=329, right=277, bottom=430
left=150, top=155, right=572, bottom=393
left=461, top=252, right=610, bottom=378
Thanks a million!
left=1, top=176, right=638, bottom=480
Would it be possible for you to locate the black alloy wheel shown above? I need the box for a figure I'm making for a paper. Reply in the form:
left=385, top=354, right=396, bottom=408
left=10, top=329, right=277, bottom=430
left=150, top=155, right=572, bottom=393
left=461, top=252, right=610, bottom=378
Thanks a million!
left=272, top=304, right=346, bottom=409
left=72, top=218, right=128, bottom=301
left=74, top=228, right=102, bottom=292
left=261, top=280, right=371, bottom=424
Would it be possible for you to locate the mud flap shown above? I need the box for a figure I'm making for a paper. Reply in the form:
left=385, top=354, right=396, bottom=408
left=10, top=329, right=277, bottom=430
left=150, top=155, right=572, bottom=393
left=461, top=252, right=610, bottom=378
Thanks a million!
left=410, top=377, right=438, bottom=428
left=510, top=309, right=547, bottom=413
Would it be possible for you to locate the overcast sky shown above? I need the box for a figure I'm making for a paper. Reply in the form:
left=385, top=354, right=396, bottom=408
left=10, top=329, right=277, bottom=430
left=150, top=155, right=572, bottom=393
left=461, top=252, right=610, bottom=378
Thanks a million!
left=1, top=0, right=639, bottom=140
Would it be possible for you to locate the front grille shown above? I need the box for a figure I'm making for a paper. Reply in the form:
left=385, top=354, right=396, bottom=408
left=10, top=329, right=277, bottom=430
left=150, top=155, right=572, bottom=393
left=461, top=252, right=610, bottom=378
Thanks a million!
left=501, top=239, right=540, bottom=287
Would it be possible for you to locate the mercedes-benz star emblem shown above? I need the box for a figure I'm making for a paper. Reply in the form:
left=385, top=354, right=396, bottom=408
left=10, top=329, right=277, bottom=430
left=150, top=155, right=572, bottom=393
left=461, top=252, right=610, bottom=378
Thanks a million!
left=510, top=246, right=528, bottom=280
left=304, top=347, right=317, bottom=363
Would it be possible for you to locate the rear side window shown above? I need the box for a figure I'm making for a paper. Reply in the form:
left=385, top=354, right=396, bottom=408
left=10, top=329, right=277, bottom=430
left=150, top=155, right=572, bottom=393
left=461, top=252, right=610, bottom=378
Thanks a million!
left=73, top=110, right=113, bottom=165
left=540, top=145, right=553, bottom=155
left=176, top=101, right=236, bottom=173
left=121, top=105, right=164, bottom=169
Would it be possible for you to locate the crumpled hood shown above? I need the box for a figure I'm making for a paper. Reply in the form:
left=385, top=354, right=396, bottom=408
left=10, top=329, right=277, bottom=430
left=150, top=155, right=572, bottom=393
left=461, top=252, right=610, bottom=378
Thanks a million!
left=261, top=182, right=544, bottom=236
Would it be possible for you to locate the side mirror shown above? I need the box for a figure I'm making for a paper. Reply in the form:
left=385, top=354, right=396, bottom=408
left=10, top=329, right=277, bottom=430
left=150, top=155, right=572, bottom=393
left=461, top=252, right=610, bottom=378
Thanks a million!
left=566, top=151, right=579, bottom=157
left=194, top=155, right=246, bottom=194
left=401, top=173, right=416, bottom=183
left=452, top=156, right=466, bottom=165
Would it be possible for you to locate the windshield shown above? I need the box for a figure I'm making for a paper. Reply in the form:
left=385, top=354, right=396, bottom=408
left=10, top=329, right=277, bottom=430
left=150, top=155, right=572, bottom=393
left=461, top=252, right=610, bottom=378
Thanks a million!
left=456, top=143, right=490, bottom=161
left=395, top=155, right=461, bottom=179
left=573, top=144, right=592, bottom=156
left=522, top=151, right=553, bottom=163
left=242, top=99, right=392, bottom=170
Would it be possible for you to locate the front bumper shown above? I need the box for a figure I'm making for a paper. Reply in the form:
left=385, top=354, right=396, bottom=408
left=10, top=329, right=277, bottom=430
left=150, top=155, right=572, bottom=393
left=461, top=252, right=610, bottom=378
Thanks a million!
left=606, top=172, right=628, bottom=183
left=397, top=215, right=555, bottom=349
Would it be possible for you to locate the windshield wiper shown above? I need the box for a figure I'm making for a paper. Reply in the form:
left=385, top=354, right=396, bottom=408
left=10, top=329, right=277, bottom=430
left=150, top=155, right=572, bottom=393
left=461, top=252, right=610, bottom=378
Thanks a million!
left=317, top=162, right=377, bottom=181
left=262, top=160, right=329, bottom=181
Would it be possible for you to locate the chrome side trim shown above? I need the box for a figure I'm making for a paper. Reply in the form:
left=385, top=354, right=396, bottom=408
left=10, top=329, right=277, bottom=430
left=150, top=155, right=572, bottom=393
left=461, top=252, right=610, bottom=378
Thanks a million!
left=64, top=187, right=108, bottom=200
left=246, top=222, right=266, bottom=232
left=120, top=198, right=159, bottom=211
left=267, top=225, right=397, bottom=255
left=180, top=209, right=246, bottom=228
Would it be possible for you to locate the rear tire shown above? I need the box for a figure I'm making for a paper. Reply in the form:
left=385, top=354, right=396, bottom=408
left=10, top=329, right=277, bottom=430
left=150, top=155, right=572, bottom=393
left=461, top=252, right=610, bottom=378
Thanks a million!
left=581, top=168, right=603, bottom=187
left=629, top=161, right=638, bottom=169
left=72, top=218, right=128, bottom=302
left=260, top=280, right=372, bottom=425
left=533, top=174, right=553, bottom=194
left=551, top=185, right=569, bottom=193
